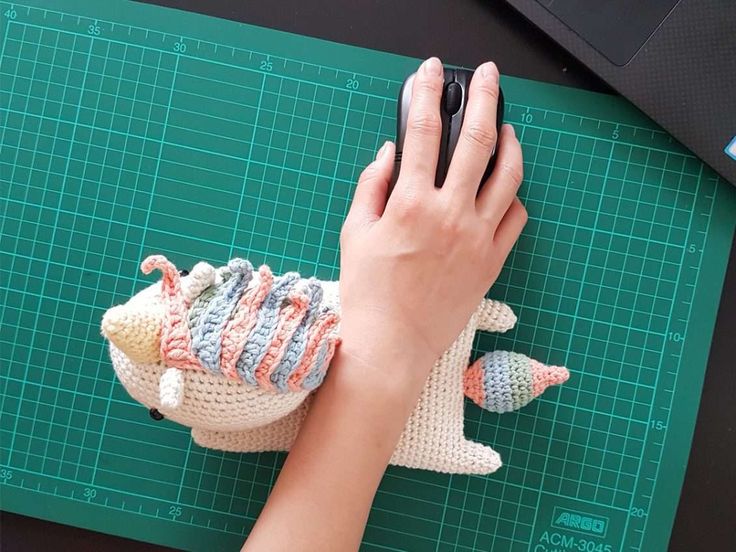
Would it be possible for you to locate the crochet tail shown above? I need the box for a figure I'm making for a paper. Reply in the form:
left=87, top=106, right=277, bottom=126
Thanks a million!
left=463, top=351, right=569, bottom=413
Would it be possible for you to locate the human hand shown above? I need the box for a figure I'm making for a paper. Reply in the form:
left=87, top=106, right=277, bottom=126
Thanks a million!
left=338, top=57, right=527, bottom=380
left=247, top=58, right=527, bottom=551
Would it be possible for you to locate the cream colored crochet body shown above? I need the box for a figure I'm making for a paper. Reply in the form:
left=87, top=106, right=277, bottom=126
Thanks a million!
left=103, top=258, right=568, bottom=475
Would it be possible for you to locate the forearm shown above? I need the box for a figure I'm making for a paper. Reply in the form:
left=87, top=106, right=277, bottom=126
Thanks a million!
left=243, top=340, right=434, bottom=552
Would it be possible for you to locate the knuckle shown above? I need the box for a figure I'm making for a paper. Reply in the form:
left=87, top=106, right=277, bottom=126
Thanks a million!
left=497, top=160, right=524, bottom=187
left=476, top=79, right=500, bottom=103
left=358, top=162, right=378, bottom=183
left=471, top=230, right=491, bottom=251
left=439, top=215, right=465, bottom=240
left=393, top=190, right=424, bottom=220
left=479, top=209, right=496, bottom=226
left=518, top=204, right=529, bottom=225
left=464, top=122, right=498, bottom=151
left=467, top=223, right=493, bottom=245
left=408, top=111, right=442, bottom=136
left=414, top=74, right=443, bottom=96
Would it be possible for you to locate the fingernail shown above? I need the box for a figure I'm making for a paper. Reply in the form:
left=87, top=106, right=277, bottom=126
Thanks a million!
left=480, top=61, right=498, bottom=81
left=508, top=124, right=516, bottom=137
left=376, top=141, right=390, bottom=160
left=421, top=57, right=443, bottom=77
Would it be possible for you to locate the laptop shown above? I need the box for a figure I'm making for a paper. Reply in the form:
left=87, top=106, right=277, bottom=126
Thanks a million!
left=503, top=0, right=736, bottom=187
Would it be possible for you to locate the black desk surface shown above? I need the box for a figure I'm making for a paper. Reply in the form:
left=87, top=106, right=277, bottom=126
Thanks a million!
left=2, top=1, right=734, bottom=550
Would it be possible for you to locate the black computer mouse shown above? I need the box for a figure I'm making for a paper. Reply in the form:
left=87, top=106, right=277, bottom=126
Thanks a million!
left=390, top=67, right=504, bottom=192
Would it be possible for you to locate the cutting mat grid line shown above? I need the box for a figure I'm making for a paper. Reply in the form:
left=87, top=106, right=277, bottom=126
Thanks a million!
left=580, top=140, right=636, bottom=505
left=0, top=252, right=687, bottom=329
left=3, top=399, right=651, bottom=473
left=2, top=20, right=52, bottom=468
left=634, top=163, right=710, bottom=543
left=1, top=2, right=734, bottom=552
left=0, top=312, right=676, bottom=403
left=616, top=152, right=692, bottom=539
left=592, top=144, right=653, bottom=518
left=484, top=125, right=556, bottom=551
left=599, top=143, right=645, bottom=508
left=0, top=108, right=706, bottom=194
left=1, top=183, right=694, bottom=264
left=40, top=29, right=100, bottom=486
left=535, top=126, right=614, bottom=522
left=89, top=35, right=168, bottom=486
left=496, top=126, right=561, bottom=547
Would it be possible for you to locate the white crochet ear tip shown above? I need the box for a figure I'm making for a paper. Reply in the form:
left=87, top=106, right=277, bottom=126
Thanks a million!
left=191, top=261, right=216, bottom=278
left=159, top=367, right=185, bottom=409
left=181, top=262, right=216, bottom=301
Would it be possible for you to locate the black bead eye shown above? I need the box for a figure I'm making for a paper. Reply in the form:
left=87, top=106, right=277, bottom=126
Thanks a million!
left=149, top=408, right=165, bottom=421
left=179, top=269, right=189, bottom=277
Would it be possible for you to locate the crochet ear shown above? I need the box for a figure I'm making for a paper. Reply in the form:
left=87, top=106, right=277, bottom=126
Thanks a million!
left=181, top=261, right=216, bottom=303
left=464, top=350, right=569, bottom=413
left=101, top=303, right=163, bottom=364
left=476, top=299, right=517, bottom=333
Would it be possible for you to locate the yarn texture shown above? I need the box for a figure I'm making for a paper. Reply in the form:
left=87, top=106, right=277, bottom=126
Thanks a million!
left=102, top=255, right=569, bottom=475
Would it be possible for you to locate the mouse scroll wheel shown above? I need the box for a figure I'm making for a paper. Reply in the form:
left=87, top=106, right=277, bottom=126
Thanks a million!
left=444, top=82, right=463, bottom=115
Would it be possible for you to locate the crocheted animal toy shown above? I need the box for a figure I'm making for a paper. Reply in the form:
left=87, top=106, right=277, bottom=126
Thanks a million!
left=102, top=255, right=569, bottom=475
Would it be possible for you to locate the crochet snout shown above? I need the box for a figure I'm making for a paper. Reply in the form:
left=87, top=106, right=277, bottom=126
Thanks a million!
left=101, top=304, right=163, bottom=364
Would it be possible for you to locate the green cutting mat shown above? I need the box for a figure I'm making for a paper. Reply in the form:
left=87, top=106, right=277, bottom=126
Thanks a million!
left=1, top=1, right=735, bottom=550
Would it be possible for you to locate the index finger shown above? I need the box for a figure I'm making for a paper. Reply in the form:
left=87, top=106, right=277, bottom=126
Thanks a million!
left=395, top=57, right=444, bottom=195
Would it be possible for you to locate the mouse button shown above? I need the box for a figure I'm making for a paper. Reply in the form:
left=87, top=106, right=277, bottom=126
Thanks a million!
left=453, top=69, right=472, bottom=90
left=444, top=82, right=463, bottom=115
left=443, top=67, right=455, bottom=84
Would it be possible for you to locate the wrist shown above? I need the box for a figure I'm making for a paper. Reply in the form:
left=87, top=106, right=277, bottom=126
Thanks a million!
left=327, top=333, right=435, bottom=404
left=338, top=309, right=439, bottom=363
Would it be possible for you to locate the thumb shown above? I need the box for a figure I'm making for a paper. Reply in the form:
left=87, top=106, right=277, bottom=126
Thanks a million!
left=346, top=141, right=395, bottom=224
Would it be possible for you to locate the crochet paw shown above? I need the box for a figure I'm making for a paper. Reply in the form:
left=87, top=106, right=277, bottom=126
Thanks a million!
left=190, top=398, right=309, bottom=452
left=464, top=350, right=569, bottom=413
left=391, top=438, right=503, bottom=475
left=476, top=299, right=517, bottom=333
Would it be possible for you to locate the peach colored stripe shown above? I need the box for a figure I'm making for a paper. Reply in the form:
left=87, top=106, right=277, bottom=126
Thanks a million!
left=463, top=361, right=486, bottom=407
left=141, top=255, right=201, bottom=371
left=254, top=292, right=309, bottom=391
left=288, top=312, right=339, bottom=391
left=219, top=266, right=273, bottom=380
